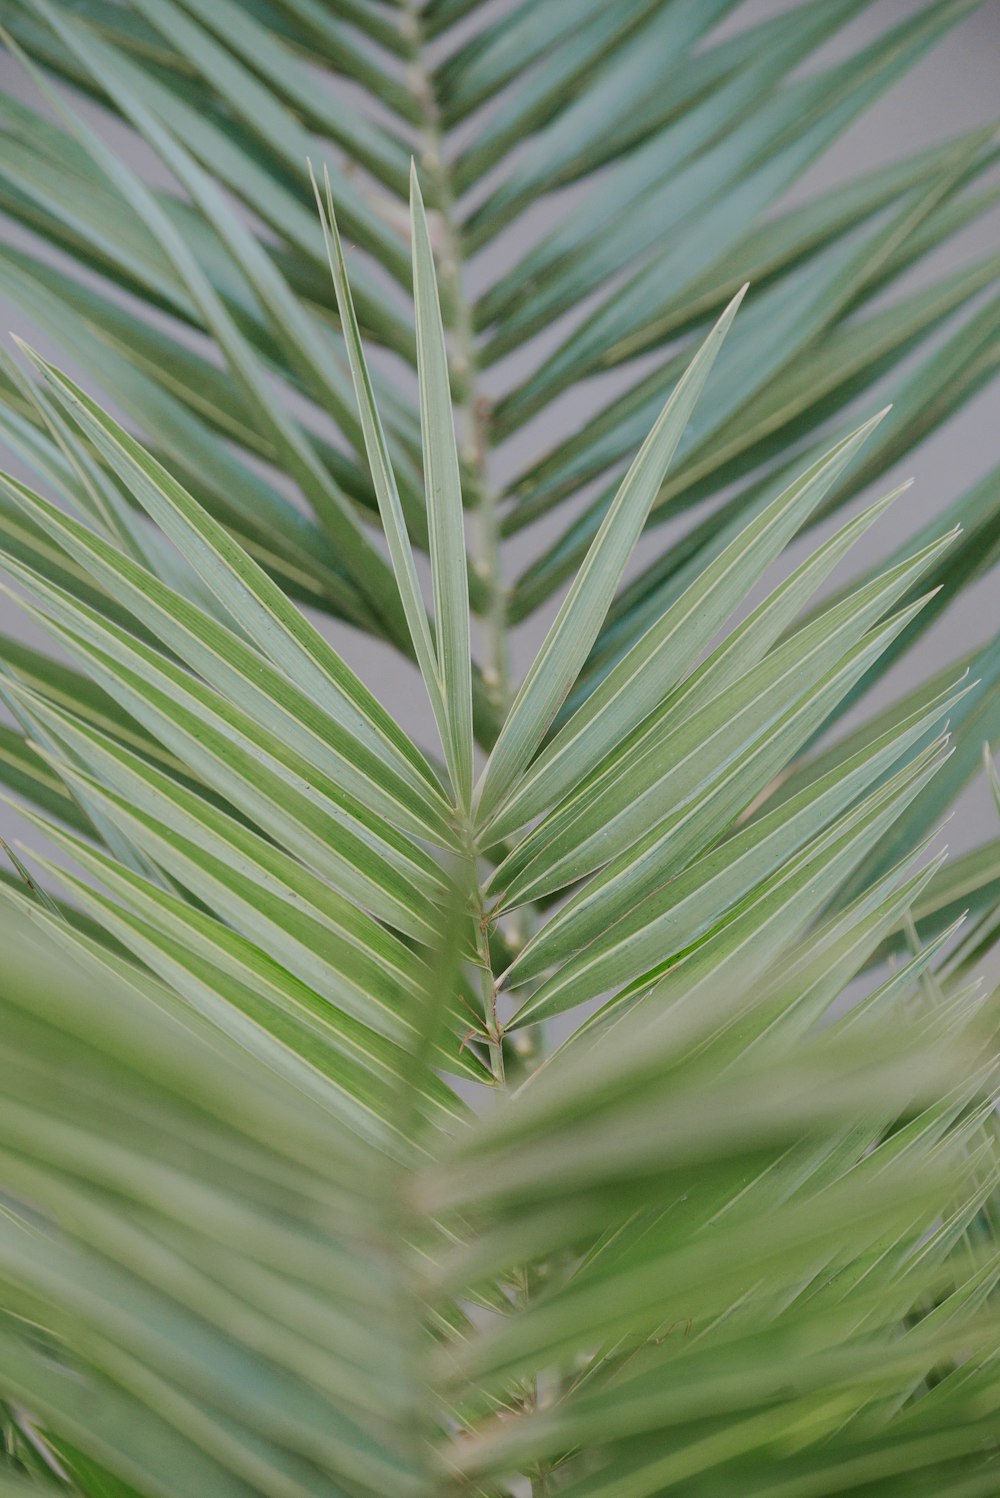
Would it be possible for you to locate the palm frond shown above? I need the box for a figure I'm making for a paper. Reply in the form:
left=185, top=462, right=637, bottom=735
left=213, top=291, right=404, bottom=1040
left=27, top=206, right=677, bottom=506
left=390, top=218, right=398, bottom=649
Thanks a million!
left=0, top=2, right=998, bottom=1494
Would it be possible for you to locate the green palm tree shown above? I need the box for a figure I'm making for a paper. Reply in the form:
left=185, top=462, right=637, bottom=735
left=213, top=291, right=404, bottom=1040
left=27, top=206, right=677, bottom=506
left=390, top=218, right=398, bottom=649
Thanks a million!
left=0, top=1, right=998, bottom=1493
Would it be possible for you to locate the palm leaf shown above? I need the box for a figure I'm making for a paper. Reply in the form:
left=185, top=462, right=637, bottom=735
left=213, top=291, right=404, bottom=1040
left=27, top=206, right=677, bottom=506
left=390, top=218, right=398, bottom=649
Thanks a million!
left=0, top=3, right=998, bottom=1494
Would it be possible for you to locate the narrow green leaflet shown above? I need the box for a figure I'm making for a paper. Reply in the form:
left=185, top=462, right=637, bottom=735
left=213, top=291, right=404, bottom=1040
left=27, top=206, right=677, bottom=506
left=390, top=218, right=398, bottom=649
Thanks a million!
left=480, top=0, right=969, bottom=369
left=30, top=0, right=413, bottom=289
left=437, top=0, right=667, bottom=125
left=508, top=156, right=976, bottom=609
left=136, top=0, right=411, bottom=194
left=0, top=369, right=453, bottom=816
left=492, top=534, right=954, bottom=910
left=476, top=286, right=745, bottom=826
left=125, top=0, right=411, bottom=283
left=521, top=131, right=997, bottom=413
left=841, top=627, right=1000, bottom=904
left=0, top=497, right=452, bottom=874
left=635, top=247, right=1000, bottom=516
left=17, top=820, right=472, bottom=1131
left=485, top=412, right=887, bottom=840
left=0, top=912, right=431, bottom=1496
left=0, top=487, right=457, bottom=864
left=563, top=480, right=911, bottom=739
left=463, top=0, right=742, bottom=237
left=0, top=242, right=377, bottom=565
left=263, top=0, right=418, bottom=120
left=10, top=3, right=408, bottom=636
left=24, top=724, right=436, bottom=1045
left=16, top=858, right=423, bottom=1142
left=0, top=721, right=92, bottom=835
left=5, top=674, right=443, bottom=943
left=410, top=165, right=475, bottom=812
left=0, top=42, right=414, bottom=357
left=0, top=625, right=181, bottom=777
left=449, top=0, right=684, bottom=186
left=588, top=277, right=1000, bottom=686
left=311, top=163, right=476, bottom=810
left=561, top=130, right=999, bottom=368
left=435, top=761, right=961, bottom=1332
left=477, top=0, right=867, bottom=339
left=0, top=342, right=147, bottom=567
left=791, top=459, right=1000, bottom=726
left=509, top=683, right=965, bottom=1022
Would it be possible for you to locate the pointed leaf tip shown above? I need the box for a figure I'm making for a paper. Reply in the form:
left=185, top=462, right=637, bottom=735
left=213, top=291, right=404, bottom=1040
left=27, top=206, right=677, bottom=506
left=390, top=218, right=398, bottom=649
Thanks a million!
left=476, top=285, right=745, bottom=825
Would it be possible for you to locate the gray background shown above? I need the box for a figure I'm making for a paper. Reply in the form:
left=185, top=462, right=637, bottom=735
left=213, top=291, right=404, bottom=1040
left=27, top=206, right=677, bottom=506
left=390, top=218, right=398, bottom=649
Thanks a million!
left=0, top=0, right=998, bottom=868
